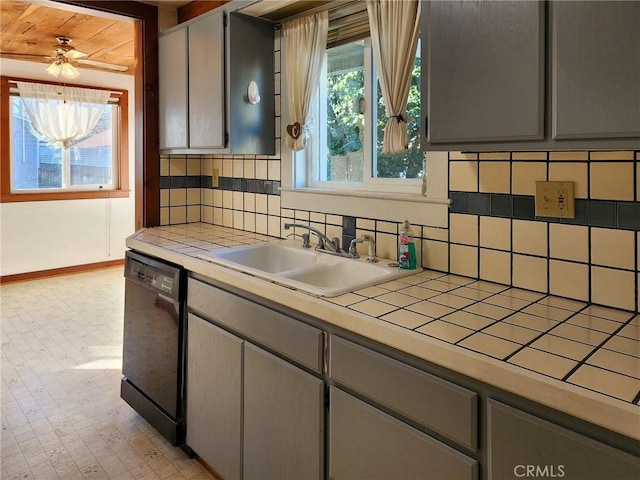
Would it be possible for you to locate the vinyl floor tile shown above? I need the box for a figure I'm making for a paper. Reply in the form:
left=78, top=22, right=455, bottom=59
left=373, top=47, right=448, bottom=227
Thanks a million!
left=0, top=268, right=216, bottom=480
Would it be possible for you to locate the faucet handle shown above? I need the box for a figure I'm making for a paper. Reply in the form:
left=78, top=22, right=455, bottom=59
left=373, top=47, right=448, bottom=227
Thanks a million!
left=301, top=233, right=311, bottom=248
left=332, top=237, right=341, bottom=252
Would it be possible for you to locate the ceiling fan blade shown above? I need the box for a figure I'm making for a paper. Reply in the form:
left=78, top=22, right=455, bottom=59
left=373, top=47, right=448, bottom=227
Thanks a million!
left=0, top=52, right=49, bottom=59
left=65, top=49, right=88, bottom=60
left=77, top=58, right=128, bottom=72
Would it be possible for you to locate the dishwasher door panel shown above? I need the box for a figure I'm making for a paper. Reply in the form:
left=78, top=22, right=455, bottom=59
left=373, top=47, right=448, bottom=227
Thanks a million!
left=123, top=278, right=180, bottom=418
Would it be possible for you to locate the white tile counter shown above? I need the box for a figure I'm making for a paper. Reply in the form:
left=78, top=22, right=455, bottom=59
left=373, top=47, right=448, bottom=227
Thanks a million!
left=127, top=223, right=640, bottom=441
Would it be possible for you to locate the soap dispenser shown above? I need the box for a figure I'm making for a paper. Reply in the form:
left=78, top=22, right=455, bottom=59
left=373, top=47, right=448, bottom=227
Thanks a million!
left=398, top=219, right=417, bottom=269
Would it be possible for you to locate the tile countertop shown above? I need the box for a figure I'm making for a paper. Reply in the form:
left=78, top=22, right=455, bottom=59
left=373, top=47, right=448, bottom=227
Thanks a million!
left=127, top=223, right=640, bottom=441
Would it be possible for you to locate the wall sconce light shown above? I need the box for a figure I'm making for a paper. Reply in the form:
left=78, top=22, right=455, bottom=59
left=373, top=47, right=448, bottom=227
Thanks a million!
left=247, top=80, right=261, bottom=105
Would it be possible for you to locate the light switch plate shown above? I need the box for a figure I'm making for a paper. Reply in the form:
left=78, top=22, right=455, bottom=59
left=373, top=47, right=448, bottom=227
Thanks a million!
left=535, top=181, right=575, bottom=218
left=212, top=168, right=220, bottom=188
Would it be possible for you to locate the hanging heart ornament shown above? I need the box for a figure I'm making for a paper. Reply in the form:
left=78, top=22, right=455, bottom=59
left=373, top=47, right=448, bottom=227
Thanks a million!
left=286, top=122, right=302, bottom=140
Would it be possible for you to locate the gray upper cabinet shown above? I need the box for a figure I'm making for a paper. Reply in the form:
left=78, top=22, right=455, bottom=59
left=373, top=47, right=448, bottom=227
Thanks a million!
left=158, top=27, right=188, bottom=150
left=552, top=1, right=640, bottom=140
left=188, top=11, right=225, bottom=149
left=488, top=400, right=640, bottom=480
left=424, top=0, right=544, bottom=145
left=158, top=7, right=275, bottom=154
left=422, top=0, right=640, bottom=151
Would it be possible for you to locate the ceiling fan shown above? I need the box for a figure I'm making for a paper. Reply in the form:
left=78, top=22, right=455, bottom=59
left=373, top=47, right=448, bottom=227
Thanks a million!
left=2, top=36, right=128, bottom=78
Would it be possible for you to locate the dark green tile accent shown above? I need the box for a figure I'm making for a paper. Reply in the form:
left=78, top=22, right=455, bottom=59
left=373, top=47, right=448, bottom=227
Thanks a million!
left=588, top=201, right=617, bottom=228
left=450, top=192, right=469, bottom=213
left=513, top=196, right=535, bottom=220
left=561, top=199, right=589, bottom=225
left=468, top=193, right=490, bottom=215
left=342, top=216, right=356, bottom=237
left=618, top=202, right=640, bottom=230
left=490, top=194, right=512, bottom=217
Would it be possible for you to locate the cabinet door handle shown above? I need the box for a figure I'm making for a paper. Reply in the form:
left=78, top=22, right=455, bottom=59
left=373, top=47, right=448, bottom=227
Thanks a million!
left=322, top=331, right=328, bottom=375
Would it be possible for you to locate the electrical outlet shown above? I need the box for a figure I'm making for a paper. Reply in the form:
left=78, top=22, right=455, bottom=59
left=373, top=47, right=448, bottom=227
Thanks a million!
left=212, top=168, right=219, bottom=188
left=535, top=181, right=575, bottom=218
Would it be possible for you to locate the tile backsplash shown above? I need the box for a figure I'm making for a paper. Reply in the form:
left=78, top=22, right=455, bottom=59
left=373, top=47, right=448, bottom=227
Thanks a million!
left=159, top=147, right=639, bottom=313
left=158, top=28, right=639, bottom=312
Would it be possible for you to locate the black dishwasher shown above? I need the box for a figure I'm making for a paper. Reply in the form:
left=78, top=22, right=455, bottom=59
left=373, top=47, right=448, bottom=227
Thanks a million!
left=121, top=250, right=186, bottom=445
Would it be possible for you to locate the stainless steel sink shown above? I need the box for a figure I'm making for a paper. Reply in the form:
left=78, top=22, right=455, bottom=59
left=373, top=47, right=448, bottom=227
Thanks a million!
left=197, top=242, right=420, bottom=297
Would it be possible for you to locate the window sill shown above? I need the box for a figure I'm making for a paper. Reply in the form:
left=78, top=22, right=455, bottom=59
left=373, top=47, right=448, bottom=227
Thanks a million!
left=280, top=187, right=450, bottom=227
left=1, top=189, right=131, bottom=203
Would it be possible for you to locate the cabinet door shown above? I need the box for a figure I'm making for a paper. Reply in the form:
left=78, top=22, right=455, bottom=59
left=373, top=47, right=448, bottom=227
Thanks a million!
left=159, top=27, right=188, bottom=150
left=424, top=0, right=544, bottom=144
left=329, top=387, right=478, bottom=480
left=186, top=314, right=242, bottom=480
left=188, top=10, right=225, bottom=149
left=552, top=1, right=640, bottom=139
left=243, top=343, right=324, bottom=480
left=488, top=400, right=640, bottom=480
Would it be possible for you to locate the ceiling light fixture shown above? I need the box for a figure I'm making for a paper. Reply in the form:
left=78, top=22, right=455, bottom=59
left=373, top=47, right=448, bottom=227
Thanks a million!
left=46, top=55, right=80, bottom=80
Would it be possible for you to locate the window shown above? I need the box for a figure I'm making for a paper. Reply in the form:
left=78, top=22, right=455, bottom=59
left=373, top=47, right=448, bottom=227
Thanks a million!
left=1, top=76, right=129, bottom=202
left=307, top=37, right=422, bottom=193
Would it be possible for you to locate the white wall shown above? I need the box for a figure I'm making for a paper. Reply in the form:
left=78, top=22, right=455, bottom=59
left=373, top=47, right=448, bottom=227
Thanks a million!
left=0, top=59, right=136, bottom=276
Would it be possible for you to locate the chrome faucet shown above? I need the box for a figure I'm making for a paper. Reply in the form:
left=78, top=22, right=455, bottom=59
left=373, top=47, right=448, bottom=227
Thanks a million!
left=283, top=223, right=341, bottom=254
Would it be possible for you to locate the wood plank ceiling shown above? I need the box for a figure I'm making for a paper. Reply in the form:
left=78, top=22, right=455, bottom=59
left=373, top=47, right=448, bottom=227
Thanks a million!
left=0, top=1, right=136, bottom=75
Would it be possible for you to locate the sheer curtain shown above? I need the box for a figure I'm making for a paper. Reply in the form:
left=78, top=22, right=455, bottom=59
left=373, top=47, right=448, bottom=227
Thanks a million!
left=367, top=0, right=421, bottom=154
left=16, top=82, right=110, bottom=149
left=283, top=11, right=328, bottom=151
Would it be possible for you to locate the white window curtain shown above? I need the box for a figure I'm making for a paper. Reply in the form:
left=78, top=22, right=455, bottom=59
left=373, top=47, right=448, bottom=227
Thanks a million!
left=16, top=81, right=110, bottom=149
left=367, top=0, right=421, bottom=154
left=283, top=11, right=329, bottom=151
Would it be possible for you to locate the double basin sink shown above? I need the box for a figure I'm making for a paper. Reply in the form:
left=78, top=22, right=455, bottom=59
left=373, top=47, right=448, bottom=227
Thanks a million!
left=197, top=242, right=420, bottom=297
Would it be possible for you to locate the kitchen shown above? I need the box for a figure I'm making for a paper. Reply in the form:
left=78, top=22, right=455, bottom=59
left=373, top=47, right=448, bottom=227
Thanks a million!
left=1, top=1, right=639, bottom=479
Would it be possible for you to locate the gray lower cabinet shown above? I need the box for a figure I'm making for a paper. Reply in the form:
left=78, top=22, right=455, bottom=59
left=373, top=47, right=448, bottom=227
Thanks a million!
left=329, top=334, right=478, bottom=451
left=186, top=313, right=242, bottom=480
left=488, top=400, right=640, bottom=480
left=186, top=279, right=324, bottom=479
left=243, top=343, right=324, bottom=480
left=329, top=387, right=478, bottom=480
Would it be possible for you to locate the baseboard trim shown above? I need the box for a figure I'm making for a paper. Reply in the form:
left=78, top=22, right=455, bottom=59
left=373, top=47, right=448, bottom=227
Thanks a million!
left=0, top=259, right=124, bottom=284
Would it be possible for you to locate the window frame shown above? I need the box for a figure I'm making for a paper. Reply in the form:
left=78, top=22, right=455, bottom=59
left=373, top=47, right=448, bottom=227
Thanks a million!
left=307, top=37, right=423, bottom=195
left=0, top=76, right=130, bottom=203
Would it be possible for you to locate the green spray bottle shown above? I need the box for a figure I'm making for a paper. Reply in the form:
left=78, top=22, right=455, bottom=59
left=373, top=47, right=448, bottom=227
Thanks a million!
left=398, top=219, right=417, bottom=269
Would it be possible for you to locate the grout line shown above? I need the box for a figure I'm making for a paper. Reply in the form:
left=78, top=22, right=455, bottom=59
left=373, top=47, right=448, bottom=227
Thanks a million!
left=561, top=313, right=637, bottom=382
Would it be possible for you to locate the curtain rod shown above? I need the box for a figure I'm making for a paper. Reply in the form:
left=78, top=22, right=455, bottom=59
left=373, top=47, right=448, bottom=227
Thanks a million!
left=276, top=0, right=365, bottom=26
left=8, top=81, right=123, bottom=97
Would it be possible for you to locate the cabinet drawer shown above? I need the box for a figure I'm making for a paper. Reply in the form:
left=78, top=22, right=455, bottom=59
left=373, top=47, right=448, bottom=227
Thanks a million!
left=330, top=335, right=478, bottom=451
left=188, top=278, right=323, bottom=373
left=330, top=387, right=478, bottom=480
left=488, top=400, right=640, bottom=480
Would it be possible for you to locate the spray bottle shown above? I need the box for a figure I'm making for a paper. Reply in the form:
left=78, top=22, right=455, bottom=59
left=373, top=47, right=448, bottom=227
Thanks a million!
left=398, top=219, right=417, bottom=269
